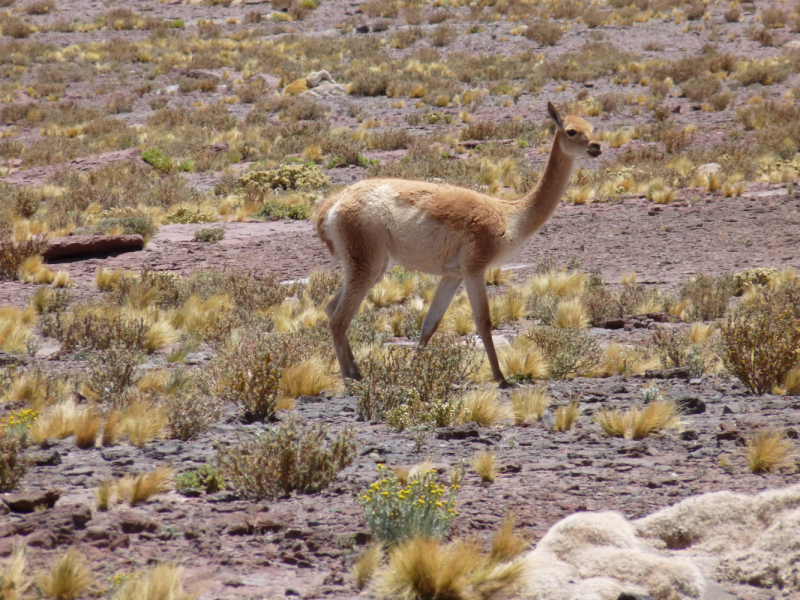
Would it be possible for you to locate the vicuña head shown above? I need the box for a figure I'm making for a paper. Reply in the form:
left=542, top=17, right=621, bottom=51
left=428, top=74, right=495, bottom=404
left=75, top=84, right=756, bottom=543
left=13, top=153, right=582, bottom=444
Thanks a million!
left=315, top=101, right=601, bottom=386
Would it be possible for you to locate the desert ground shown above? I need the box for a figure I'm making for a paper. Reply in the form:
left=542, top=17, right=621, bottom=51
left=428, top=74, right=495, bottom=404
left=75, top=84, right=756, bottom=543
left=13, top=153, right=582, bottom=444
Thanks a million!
left=1, top=0, right=800, bottom=599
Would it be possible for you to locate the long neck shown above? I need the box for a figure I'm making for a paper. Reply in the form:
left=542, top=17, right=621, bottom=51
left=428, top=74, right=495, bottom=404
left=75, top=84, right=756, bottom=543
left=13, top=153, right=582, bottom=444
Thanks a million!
left=513, top=132, right=575, bottom=239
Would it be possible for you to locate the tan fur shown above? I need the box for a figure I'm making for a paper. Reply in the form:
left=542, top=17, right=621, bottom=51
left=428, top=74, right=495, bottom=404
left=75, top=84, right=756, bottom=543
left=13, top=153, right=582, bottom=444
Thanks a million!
left=316, top=102, right=601, bottom=383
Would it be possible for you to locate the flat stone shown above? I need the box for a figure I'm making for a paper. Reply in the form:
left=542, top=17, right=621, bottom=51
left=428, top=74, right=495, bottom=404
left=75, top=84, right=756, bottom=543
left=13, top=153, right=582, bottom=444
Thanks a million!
left=677, top=395, right=706, bottom=414
left=3, top=490, right=60, bottom=513
left=435, top=424, right=480, bottom=440
left=42, top=234, right=145, bottom=260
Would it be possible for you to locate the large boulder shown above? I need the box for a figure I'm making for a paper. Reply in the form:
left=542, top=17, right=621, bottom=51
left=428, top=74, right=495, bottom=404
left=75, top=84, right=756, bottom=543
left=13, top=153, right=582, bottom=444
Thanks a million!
left=42, top=234, right=145, bottom=260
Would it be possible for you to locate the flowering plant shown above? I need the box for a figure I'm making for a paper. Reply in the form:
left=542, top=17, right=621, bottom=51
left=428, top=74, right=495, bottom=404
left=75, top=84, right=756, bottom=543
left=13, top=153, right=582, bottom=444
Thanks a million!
left=358, top=464, right=459, bottom=544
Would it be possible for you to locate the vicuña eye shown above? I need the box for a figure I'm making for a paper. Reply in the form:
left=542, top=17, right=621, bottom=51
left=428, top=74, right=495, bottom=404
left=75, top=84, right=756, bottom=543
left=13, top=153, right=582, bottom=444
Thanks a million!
left=566, top=130, right=577, bottom=137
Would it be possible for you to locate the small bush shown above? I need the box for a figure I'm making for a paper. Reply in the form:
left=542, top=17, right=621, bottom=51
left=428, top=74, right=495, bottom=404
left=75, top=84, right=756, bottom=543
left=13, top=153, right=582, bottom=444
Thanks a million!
left=359, top=464, right=458, bottom=544
left=37, top=550, right=92, bottom=600
left=303, top=270, right=343, bottom=305
left=194, top=228, right=225, bottom=243
left=41, top=311, right=149, bottom=352
left=524, top=326, right=603, bottom=379
left=163, top=207, right=215, bottom=224
left=216, top=420, right=356, bottom=500
left=84, top=345, right=141, bottom=407
left=0, top=239, right=48, bottom=282
left=175, top=464, right=224, bottom=495
left=0, top=429, right=26, bottom=492
left=203, top=331, right=282, bottom=421
left=524, top=20, right=562, bottom=46
left=238, top=163, right=330, bottom=192
left=349, top=336, right=477, bottom=430
left=745, top=429, right=795, bottom=473
left=254, top=200, right=311, bottom=220
left=718, top=287, right=800, bottom=393
left=680, top=273, right=735, bottom=321
left=94, top=216, right=156, bottom=239
left=165, top=392, right=220, bottom=441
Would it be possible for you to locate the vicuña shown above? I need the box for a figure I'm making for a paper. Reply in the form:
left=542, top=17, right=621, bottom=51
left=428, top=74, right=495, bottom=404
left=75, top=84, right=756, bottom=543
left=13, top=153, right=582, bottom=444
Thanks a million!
left=315, top=101, right=602, bottom=386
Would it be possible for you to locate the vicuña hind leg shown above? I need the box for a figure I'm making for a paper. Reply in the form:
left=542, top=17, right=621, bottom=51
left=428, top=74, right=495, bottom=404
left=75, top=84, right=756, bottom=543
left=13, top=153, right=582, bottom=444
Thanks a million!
left=419, top=277, right=462, bottom=346
left=328, top=255, right=387, bottom=381
left=463, top=273, right=508, bottom=387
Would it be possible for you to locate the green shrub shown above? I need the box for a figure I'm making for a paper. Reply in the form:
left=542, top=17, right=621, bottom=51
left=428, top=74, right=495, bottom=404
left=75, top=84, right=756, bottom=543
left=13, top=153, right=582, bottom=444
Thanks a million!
left=718, top=287, right=800, bottom=393
left=216, top=420, right=356, bottom=500
left=302, top=270, right=343, bottom=305
left=359, top=464, right=458, bottom=544
left=165, top=392, right=220, bottom=441
left=238, top=163, right=330, bottom=192
left=142, top=148, right=174, bottom=173
left=163, top=207, right=216, bottom=225
left=84, top=345, right=142, bottom=407
left=169, top=19, right=185, bottom=28
left=524, top=20, right=562, bottom=45
left=349, top=336, right=477, bottom=430
left=203, top=331, right=282, bottom=421
left=0, top=238, right=49, bottom=282
left=0, top=429, right=26, bottom=492
left=680, top=273, right=735, bottom=322
left=94, top=216, right=156, bottom=239
left=1, top=408, right=38, bottom=448
left=254, top=200, right=311, bottom=220
left=175, top=464, right=224, bottom=495
left=525, top=326, right=603, bottom=379
left=194, top=228, right=225, bottom=242
left=41, top=311, right=150, bottom=352
left=180, top=268, right=288, bottom=312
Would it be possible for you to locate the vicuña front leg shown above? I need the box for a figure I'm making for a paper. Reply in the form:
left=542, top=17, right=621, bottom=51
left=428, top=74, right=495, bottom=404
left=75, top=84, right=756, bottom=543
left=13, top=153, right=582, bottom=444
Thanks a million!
left=419, top=277, right=462, bottom=346
left=464, top=273, right=508, bottom=387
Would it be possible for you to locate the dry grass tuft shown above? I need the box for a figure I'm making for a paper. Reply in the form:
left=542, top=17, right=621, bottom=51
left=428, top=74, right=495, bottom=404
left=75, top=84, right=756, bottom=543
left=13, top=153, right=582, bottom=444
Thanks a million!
left=120, top=399, right=167, bottom=447
left=458, top=389, right=506, bottom=426
left=510, top=386, right=551, bottom=424
left=780, top=360, right=800, bottom=396
left=489, top=515, right=527, bottom=563
left=144, top=320, right=180, bottom=353
left=745, top=430, right=796, bottom=473
left=595, top=400, right=681, bottom=439
left=481, top=337, right=548, bottom=383
left=281, top=356, right=336, bottom=398
left=37, top=550, right=92, bottom=600
left=96, top=480, right=112, bottom=511
left=30, top=399, right=85, bottom=443
left=352, top=545, right=383, bottom=591
left=554, top=400, right=580, bottom=432
left=552, top=297, right=589, bottom=329
left=529, top=270, right=585, bottom=298
left=0, top=305, right=36, bottom=354
left=74, top=409, right=102, bottom=449
left=116, top=466, right=173, bottom=506
left=1, top=545, right=31, bottom=600
left=375, top=536, right=525, bottom=600
left=369, top=275, right=415, bottom=307
left=114, top=563, right=195, bottom=600
left=101, top=411, right=121, bottom=447
left=471, top=450, right=497, bottom=482
left=485, top=268, right=513, bottom=286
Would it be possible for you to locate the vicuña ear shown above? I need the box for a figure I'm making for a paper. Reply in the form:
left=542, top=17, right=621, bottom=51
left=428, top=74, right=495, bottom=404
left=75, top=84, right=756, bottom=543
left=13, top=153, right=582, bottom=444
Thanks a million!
left=572, top=100, right=580, bottom=115
left=547, top=101, right=563, bottom=131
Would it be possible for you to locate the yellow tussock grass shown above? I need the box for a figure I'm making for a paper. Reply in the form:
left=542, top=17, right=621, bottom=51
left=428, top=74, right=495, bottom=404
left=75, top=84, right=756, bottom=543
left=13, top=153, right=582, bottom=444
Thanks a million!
left=554, top=400, right=580, bottom=432
left=101, top=411, right=121, bottom=447
left=489, top=515, right=528, bottom=563
left=369, top=276, right=415, bottom=308
left=114, top=563, right=195, bottom=600
left=1, top=545, right=31, bottom=600
left=18, top=255, right=54, bottom=284
left=51, top=270, right=72, bottom=288
left=552, top=297, right=589, bottom=329
left=30, top=399, right=86, bottom=443
left=37, top=550, right=92, bottom=600
left=74, top=409, right=102, bottom=449
left=458, top=389, right=506, bottom=426
left=480, top=337, right=548, bottom=383
left=510, top=386, right=551, bottom=424
left=282, top=78, right=308, bottom=96
left=281, top=357, right=336, bottom=398
left=352, top=545, right=383, bottom=591
left=144, top=320, right=180, bottom=353
left=529, top=270, right=586, bottom=298
left=95, top=267, right=133, bottom=291
left=116, top=466, right=173, bottom=506
left=96, top=480, right=112, bottom=511
left=595, top=400, right=680, bottom=439
left=485, top=267, right=513, bottom=286
left=689, top=322, right=715, bottom=344
left=745, top=430, right=796, bottom=473
left=0, top=305, right=35, bottom=353
left=471, top=450, right=497, bottom=482
left=121, top=399, right=167, bottom=447
left=375, top=536, right=525, bottom=600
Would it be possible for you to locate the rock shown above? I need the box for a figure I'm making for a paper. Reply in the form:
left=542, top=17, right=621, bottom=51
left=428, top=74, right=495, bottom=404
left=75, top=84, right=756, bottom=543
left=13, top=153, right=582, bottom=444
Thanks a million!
left=436, top=423, right=481, bottom=440
left=3, top=490, right=60, bottom=513
left=0, top=352, right=32, bottom=367
left=695, top=163, right=721, bottom=177
left=208, top=141, right=229, bottom=153
left=117, top=510, right=160, bottom=534
left=355, top=24, right=370, bottom=33
left=722, top=404, right=737, bottom=415
left=681, top=430, right=700, bottom=441
left=618, top=594, right=655, bottom=600
left=599, top=318, right=626, bottom=329
left=641, top=367, right=691, bottom=380
left=32, top=449, right=61, bottom=466
left=677, top=396, right=706, bottom=415
left=783, top=40, right=800, bottom=49
left=42, top=234, right=145, bottom=260
left=647, top=474, right=678, bottom=488
left=716, top=423, right=741, bottom=441
left=25, top=529, right=58, bottom=548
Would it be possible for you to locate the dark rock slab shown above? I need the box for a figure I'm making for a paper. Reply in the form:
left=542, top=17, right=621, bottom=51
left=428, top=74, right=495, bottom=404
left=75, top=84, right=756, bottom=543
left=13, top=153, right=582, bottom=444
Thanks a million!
left=3, top=489, right=60, bottom=513
left=43, top=234, right=145, bottom=260
left=677, top=396, right=706, bottom=414
left=436, top=423, right=481, bottom=440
